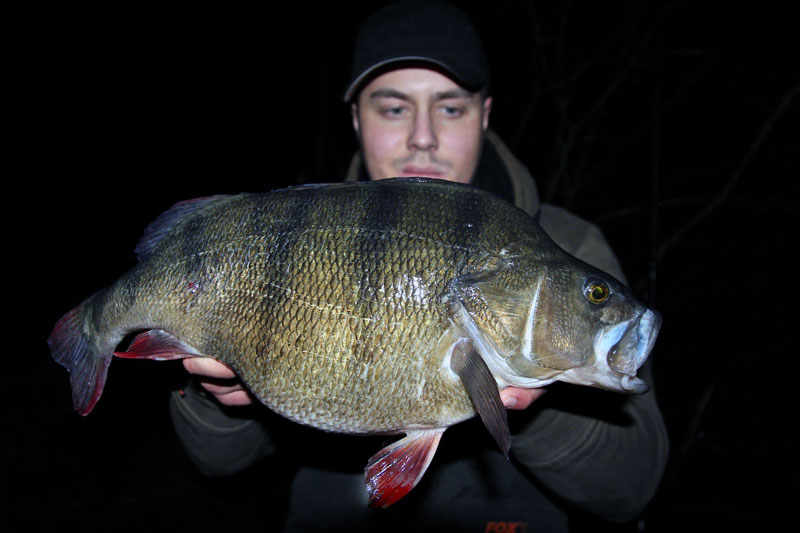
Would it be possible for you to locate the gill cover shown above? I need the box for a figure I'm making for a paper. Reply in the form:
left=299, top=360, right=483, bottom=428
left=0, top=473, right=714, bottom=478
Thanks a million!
left=520, top=275, right=595, bottom=371
left=450, top=251, right=587, bottom=386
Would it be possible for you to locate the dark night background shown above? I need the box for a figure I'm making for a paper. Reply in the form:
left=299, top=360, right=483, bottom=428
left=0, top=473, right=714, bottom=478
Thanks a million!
left=4, top=1, right=798, bottom=531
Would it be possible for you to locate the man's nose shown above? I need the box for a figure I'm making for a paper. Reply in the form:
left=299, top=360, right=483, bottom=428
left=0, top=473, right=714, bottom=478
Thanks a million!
left=408, top=110, right=437, bottom=151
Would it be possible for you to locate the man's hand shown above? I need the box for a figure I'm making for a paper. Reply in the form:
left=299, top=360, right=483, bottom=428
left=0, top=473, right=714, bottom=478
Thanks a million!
left=183, top=358, right=546, bottom=410
left=500, top=387, right=547, bottom=410
left=182, top=358, right=255, bottom=406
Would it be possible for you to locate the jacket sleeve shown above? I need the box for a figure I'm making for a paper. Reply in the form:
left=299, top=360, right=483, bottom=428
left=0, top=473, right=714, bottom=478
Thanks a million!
left=513, top=205, right=670, bottom=522
left=169, top=380, right=276, bottom=477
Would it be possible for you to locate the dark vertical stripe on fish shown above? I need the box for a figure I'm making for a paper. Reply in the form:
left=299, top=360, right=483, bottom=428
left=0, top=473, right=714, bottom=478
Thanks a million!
left=444, top=186, right=484, bottom=275
left=262, top=187, right=320, bottom=312
left=374, top=183, right=413, bottom=327
left=172, top=203, right=213, bottom=287
left=359, top=182, right=406, bottom=282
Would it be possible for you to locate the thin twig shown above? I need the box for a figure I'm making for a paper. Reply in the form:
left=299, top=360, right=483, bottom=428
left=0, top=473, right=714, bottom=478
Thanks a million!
left=657, top=81, right=800, bottom=263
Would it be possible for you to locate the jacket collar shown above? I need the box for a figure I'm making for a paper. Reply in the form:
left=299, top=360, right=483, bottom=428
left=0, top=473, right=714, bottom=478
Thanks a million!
left=344, top=129, right=541, bottom=218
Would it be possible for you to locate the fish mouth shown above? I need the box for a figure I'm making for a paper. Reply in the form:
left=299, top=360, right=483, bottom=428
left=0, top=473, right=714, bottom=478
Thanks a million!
left=610, top=309, right=661, bottom=370
left=595, top=309, right=661, bottom=394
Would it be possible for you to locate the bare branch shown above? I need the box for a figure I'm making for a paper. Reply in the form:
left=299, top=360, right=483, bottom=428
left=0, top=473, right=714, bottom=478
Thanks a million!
left=657, top=81, right=800, bottom=263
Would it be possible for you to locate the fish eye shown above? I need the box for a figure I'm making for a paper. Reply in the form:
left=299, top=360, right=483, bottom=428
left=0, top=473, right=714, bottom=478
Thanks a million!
left=583, top=279, right=611, bottom=305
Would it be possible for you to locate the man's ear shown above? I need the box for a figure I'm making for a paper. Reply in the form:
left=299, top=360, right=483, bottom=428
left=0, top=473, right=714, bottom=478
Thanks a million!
left=482, top=96, right=493, bottom=132
left=351, top=102, right=360, bottom=137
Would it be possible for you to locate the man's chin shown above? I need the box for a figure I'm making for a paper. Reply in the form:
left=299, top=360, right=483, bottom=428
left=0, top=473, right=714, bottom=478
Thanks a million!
left=397, top=169, right=455, bottom=181
left=373, top=171, right=469, bottom=184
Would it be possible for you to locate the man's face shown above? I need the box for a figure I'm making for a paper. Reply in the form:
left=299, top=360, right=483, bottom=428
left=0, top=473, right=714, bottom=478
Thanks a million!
left=352, top=67, right=492, bottom=184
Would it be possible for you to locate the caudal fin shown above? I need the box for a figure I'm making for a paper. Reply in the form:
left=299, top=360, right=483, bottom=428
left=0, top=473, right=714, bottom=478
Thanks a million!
left=47, top=303, right=112, bottom=415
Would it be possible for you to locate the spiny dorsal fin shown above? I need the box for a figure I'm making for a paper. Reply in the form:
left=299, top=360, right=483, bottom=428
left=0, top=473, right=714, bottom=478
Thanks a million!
left=134, top=195, right=231, bottom=261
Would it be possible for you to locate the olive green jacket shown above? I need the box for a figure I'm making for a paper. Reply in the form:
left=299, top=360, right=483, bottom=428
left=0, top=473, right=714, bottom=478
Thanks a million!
left=170, top=131, right=669, bottom=531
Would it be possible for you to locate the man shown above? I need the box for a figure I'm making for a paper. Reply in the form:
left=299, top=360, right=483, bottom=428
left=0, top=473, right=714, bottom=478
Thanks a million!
left=171, top=2, right=669, bottom=531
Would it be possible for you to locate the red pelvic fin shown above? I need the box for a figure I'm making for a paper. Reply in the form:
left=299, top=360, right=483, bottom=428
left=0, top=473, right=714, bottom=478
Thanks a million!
left=365, top=428, right=446, bottom=509
left=114, top=329, right=203, bottom=361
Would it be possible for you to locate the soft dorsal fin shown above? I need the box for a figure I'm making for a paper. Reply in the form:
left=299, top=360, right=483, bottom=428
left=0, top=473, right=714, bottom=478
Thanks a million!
left=135, top=195, right=230, bottom=261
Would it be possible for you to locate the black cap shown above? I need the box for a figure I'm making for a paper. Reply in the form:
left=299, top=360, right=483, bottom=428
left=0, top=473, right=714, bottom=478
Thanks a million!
left=343, top=1, right=490, bottom=102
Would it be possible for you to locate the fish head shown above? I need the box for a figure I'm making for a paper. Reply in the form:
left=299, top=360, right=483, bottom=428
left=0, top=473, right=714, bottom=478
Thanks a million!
left=517, top=262, right=661, bottom=393
left=451, top=249, right=661, bottom=394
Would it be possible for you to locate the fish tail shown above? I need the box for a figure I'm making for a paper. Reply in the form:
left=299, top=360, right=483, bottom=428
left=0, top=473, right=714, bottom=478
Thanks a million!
left=48, top=297, right=114, bottom=416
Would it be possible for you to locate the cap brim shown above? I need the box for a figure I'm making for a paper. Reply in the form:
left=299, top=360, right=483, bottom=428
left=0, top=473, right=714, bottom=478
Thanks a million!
left=343, top=56, right=476, bottom=102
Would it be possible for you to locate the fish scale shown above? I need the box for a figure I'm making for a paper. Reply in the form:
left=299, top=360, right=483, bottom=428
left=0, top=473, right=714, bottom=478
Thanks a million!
left=230, top=193, right=474, bottom=431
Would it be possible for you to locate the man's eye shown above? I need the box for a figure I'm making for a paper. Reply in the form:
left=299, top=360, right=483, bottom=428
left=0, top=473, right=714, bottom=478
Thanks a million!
left=382, top=106, right=406, bottom=118
left=440, top=105, right=464, bottom=117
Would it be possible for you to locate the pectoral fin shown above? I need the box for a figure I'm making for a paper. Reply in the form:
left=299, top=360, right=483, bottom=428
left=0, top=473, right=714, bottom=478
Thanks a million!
left=450, top=340, right=511, bottom=458
left=365, top=428, right=445, bottom=509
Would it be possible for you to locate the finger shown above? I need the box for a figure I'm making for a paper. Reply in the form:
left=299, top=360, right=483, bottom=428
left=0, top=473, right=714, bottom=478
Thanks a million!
left=205, top=388, right=255, bottom=407
left=181, top=358, right=256, bottom=406
left=194, top=377, right=256, bottom=407
left=500, top=387, right=547, bottom=410
left=199, top=380, right=247, bottom=396
left=182, top=357, right=237, bottom=379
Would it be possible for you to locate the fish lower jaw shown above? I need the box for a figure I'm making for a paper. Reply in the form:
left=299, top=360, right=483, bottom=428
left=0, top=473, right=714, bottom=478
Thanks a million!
left=495, top=373, right=559, bottom=389
left=559, top=365, right=648, bottom=394
left=621, top=374, right=650, bottom=394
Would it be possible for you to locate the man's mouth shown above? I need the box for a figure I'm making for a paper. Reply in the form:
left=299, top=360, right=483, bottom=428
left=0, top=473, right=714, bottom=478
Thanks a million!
left=401, top=166, right=444, bottom=178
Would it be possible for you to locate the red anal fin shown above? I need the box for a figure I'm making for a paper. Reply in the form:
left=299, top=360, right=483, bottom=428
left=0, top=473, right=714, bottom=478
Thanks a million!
left=365, top=428, right=446, bottom=509
left=114, top=329, right=203, bottom=361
